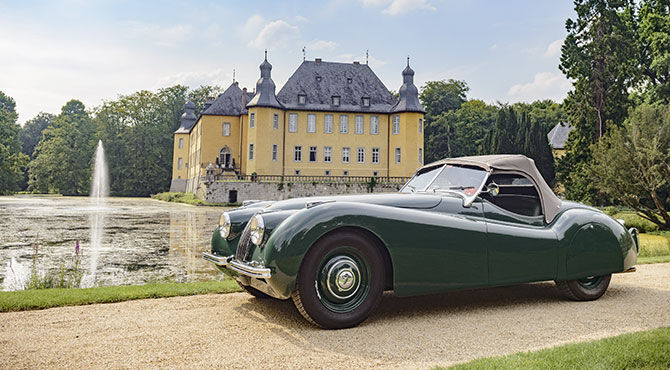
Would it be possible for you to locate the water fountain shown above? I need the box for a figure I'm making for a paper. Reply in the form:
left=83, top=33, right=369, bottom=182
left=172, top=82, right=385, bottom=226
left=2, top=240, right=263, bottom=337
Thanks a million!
left=83, top=140, right=109, bottom=287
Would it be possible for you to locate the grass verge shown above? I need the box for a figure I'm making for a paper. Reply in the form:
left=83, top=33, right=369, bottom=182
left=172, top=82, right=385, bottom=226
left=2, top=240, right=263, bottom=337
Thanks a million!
left=638, top=232, right=670, bottom=264
left=151, top=192, right=239, bottom=207
left=441, top=327, right=670, bottom=370
left=0, top=279, right=241, bottom=313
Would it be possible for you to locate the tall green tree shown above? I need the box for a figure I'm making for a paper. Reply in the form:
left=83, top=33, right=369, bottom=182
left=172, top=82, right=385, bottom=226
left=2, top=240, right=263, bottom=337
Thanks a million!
left=557, top=0, right=638, bottom=203
left=0, top=91, right=29, bottom=194
left=20, top=112, right=56, bottom=158
left=28, top=100, right=95, bottom=195
left=188, top=85, right=223, bottom=116
left=420, top=80, right=469, bottom=146
left=490, top=107, right=519, bottom=154
left=512, top=100, right=565, bottom=134
left=425, top=100, right=497, bottom=162
left=590, top=103, right=670, bottom=229
left=638, top=0, right=670, bottom=103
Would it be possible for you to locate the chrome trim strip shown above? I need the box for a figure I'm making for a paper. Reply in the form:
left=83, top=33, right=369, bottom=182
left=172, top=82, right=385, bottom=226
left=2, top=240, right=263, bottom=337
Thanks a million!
left=202, top=252, right=271, bottom=279
left=228, top=260, right=272, bottom=279
left=202, top=252, right=232, bottom=266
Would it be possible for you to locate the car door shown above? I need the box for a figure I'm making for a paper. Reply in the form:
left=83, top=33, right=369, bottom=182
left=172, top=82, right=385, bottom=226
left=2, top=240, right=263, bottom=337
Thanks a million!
left=481, top=173, right=559, bottom=285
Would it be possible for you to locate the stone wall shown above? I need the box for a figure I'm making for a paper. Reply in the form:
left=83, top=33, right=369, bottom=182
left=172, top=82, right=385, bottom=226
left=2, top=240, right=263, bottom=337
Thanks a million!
left=200, top=180, right=404, bottom=203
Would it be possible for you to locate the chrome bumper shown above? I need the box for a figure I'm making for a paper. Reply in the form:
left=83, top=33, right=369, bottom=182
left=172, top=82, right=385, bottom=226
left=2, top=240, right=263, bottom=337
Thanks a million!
left=202, top=252, right=272, bottom=279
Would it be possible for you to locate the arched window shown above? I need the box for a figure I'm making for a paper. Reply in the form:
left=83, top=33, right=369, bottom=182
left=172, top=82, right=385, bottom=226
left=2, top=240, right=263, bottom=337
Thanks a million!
left=219, top=146, right=232, bottom=169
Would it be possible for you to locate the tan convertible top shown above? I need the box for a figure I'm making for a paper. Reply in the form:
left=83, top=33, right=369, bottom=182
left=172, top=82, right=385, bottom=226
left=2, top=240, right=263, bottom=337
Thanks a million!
left=422, top=154, right=562, bottom=223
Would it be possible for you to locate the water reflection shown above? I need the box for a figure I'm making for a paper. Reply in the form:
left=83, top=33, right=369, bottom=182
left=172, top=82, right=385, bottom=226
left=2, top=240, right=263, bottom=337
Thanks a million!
left=0, top=196, right=226, bottom=290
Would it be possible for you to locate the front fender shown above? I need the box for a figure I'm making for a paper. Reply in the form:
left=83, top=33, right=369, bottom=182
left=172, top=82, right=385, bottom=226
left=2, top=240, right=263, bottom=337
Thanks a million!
left=261, top=202, right=394, bottom=298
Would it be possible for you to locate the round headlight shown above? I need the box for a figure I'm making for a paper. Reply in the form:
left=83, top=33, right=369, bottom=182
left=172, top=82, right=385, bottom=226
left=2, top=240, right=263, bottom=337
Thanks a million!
left=249, top=214, right=265, bottom=246
left=218, top=212, right=231, bottom=239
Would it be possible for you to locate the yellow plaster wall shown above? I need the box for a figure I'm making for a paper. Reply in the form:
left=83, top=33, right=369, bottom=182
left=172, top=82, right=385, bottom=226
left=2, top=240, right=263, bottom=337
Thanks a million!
left=245, top=107, right=285, bottom=175
left=172, top=133, right=190, bottom=180
left=283, top=111, right=390, bottom=177
left=389, top=112, right=424, bottom=177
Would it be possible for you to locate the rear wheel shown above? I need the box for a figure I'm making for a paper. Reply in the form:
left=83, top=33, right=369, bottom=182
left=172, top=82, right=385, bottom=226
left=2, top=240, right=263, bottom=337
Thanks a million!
left=555, top=274, right=611, bottom=301
left=292, top=231, right=385, bottom=329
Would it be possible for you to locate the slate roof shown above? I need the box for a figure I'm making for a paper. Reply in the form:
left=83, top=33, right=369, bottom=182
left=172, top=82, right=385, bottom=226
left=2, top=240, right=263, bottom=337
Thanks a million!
left=202, top=82, right=254, bottom=116
left=247, top=54, right=283, bottom=109
left=391, top=61, right=425, bottom=113
left=175, top=101, right=196, bottom=134
left=547, top=122, right=574, bottom=149
left=276, top=60, right=397, bottom=113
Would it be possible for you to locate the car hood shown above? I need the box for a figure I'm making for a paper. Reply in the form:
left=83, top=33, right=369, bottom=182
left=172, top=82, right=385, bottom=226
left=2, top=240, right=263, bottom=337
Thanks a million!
left=264, top=193, right=443, bottom=211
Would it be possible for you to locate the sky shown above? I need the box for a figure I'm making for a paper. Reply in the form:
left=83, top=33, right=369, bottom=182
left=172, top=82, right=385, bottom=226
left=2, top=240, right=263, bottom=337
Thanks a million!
left=0, top=0, right=576, bottom=125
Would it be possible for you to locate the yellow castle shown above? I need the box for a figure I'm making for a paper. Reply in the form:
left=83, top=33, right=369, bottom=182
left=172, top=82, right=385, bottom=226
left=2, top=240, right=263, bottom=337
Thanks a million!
left=170, top=53, right=425, bottom=193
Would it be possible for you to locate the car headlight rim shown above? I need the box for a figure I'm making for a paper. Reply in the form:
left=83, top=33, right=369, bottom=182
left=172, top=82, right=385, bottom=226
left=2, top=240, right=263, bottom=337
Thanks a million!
left=250, top=214, right=265, bottom=246
left=218, top=212, right=231, bottom=239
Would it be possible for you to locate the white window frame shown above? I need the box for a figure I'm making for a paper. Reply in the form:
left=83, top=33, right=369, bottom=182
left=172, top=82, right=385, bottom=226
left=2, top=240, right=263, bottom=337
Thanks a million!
left=357, top=147, right=365, bottom=163
left=177, top=157, right=183, bottom=170
left=249, top=143, right=254, bottom=160
left=324, top=146, right=332, bottom=163
left=419, top=118, right=423, bottom=133
left=354, top=115, right=364, bottom=134
left=273, top=114, right=279, bottom=130
left=178, top=138, right=183, bottom=149
left=332, top=96, right=340, bottom=106
left=307, top=114, right=316, bottom=133
left=250, top=113, right=255, bottom=128
left=222, top=122, right=231, bottom=136
left=309, top=146, right=317, bottom=162
left=392, top=115, right=400, bottom=134
left=371, top=148, right=380, bottom=164
left=294, top=145, right=302, bottom=162
left=272, top=144, right=278, bottom=161
left=362, top=97, right=370, bottom=107
left=339, top=115, right=349, bottom=134
left=289, top=113, right=298, bottom=132
left=419, top=148, right=423, bottom=164
left=342, top=147, right=350, bottom=163
left=370, top=116, right=379, bottom=135
left=298, top=94, right=306, bottom=105
left=324, top=114, right=334, bottom=133
left=395, top=147, right=401, bottom=164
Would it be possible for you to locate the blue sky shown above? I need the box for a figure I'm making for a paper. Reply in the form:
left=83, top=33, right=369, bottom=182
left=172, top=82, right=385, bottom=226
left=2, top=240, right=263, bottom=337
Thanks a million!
left=0, top=0, right=575, bottom=124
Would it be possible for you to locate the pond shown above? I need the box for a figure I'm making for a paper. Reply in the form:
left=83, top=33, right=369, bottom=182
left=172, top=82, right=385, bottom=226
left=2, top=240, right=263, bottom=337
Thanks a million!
left=0, top=196, right=227, bottom=290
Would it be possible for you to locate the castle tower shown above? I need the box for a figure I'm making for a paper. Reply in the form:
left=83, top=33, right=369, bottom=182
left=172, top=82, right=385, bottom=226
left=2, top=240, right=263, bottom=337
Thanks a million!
left=245, top=51, right=284, bottom=175
left=170, top=101, right=196, bottom=192
left=389, top=58, right=425, bottom=177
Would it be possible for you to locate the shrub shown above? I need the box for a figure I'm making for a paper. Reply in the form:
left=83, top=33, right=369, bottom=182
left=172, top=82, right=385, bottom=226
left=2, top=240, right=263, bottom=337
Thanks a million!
left=613, top=212, right=660, bottom=233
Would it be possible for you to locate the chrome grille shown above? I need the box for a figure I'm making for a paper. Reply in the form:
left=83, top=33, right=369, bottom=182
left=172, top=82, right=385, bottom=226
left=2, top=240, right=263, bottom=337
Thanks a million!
left=235, top=221, right=253, bottom=261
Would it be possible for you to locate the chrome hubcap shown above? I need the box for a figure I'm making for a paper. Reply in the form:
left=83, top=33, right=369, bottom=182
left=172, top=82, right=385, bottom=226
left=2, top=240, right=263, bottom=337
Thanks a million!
left=325, top=257, right=361, bottom=300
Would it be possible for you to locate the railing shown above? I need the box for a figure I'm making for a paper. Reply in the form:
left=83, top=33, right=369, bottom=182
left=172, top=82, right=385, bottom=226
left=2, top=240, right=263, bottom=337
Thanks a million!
left=213, top=174, right=410, bottom=185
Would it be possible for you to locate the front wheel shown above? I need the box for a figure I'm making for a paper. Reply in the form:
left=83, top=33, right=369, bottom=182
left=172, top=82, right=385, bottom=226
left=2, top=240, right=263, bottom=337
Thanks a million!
left=291, top=231, right=385, bottom=329
left=555, top=274, right=612, bottom=301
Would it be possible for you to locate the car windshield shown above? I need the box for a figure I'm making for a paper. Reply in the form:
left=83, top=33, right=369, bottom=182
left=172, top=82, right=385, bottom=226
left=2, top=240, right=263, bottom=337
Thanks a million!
left=402, top=164, right=489, bottom=201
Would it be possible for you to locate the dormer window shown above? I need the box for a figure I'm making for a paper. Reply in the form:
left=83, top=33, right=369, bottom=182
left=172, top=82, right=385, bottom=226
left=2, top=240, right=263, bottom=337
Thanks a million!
left=316, top=76, right=322, bottom=82
left=361, top=97, right=370, bottom=107
left=332, top=96, right=340, bottom=106
left=298, top=94, right=306, bottom=105
left=347, top=78, right=352, bottom=84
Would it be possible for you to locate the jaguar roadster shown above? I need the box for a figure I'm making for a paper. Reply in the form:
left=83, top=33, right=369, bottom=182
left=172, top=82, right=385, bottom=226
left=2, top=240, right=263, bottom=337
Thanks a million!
left=203, top=154, right=639, bottom=329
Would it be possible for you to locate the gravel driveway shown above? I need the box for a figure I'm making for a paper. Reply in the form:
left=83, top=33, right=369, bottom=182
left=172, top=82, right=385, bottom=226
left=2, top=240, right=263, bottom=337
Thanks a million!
left=2, top=263, right=669, bottom=369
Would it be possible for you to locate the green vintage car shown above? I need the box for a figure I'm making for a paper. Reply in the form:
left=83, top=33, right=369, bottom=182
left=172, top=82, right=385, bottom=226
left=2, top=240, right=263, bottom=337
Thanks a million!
left=203, top=154, right=639, bottom=329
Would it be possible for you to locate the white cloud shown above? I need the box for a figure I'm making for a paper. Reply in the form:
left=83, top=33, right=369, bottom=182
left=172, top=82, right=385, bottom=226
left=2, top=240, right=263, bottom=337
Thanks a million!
left=361, top=0, right=436, bottom=15
left=153, top=69, right=233, bottom=90
left=544, top=39, right=563, bottom=58
left=248, top=20, right=300, bottom=50
left=123, top=21, right=193, bottom=47
left=508, top=72, right=571, bottom=102
left=309, top=39, right=337, bottom=51
left=242, top=14, right=265, bottom=35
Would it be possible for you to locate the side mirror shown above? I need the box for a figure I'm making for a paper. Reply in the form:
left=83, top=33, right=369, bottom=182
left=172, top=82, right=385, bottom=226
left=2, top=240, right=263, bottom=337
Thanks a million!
left=486, top=183, right=499, bottom=197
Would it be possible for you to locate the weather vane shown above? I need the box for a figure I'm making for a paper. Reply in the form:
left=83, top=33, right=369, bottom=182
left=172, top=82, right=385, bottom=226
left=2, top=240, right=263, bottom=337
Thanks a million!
left=366, top=50, right=369, bottom=65
left=302, top=46, right=306, bottom=61
left=232, top=69, right=236, bottom=83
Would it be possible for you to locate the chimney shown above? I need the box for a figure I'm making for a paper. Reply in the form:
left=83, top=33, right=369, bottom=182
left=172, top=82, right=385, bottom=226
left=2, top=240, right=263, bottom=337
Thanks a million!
left=242, top=87, right=248, bottom=106
left=315, top=58, right=322, bottom=63
left=353, top=61, right=360, bottom=65
left=204, top=96, right=215, bottom=111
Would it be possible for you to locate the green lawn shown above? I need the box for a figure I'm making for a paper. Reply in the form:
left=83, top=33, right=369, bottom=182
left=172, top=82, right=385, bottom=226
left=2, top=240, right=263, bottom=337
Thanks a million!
left=639, top=232, right=670, bottom=264
left=0, top=279, right=241, bottom=313
left=442, top=327, right=670, bottom=370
